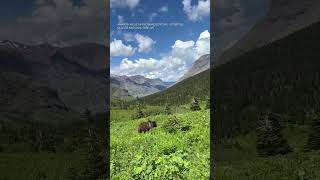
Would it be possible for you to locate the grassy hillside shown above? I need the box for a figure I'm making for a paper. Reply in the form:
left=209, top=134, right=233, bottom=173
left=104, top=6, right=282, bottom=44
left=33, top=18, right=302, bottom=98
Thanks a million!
left=110, top=105, right=210, bottom=179
left=0, top=152, right=80, bottom=180
left=215, top=125, right=320, bottom=179
left=213, top=21, right=320, bottom=139
left=0, top=110, right=107, bottom=180
left=138, top=70, right=210, bottom=106
left=213, top=20, right=320, bottom=178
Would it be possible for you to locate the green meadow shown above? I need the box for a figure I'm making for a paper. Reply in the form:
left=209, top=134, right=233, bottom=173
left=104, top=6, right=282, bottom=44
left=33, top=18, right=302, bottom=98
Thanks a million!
left=110, top=104, right=210, bottom=179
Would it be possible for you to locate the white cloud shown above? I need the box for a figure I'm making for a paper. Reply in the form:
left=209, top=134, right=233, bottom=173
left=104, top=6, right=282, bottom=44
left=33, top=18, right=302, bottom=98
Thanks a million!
left=110, top=0, right=140, bottom=9
left=123, top=33, right=135, bottom=42
left=118, top=15, right=125, bottom=24
left=134, top=34, right=156, bottom=53
left=112, top=30, right=210, bottom=81
left=159, top=6, right=168, bottom=12
left=0, top=0, right=107, bottom=46
left=149, top=13, right=158, bottom=21
left=110, top=39, right=136, bottom=57
left=195, top=30, right=210, bottom=56
left=182, top=0, right=210, bottom=22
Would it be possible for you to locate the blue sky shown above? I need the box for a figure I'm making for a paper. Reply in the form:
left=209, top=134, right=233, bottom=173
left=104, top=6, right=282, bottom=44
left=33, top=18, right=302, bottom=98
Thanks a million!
left=110, top=0, right=210, bottom=82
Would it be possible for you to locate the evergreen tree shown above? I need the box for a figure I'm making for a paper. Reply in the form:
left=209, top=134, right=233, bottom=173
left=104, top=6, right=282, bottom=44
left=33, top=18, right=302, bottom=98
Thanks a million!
left=164, top=103, right=172, bottom=115
left=305, top=118, right=320, bottom=151
left=133, top=98, right=144, bottom=119
left=190, top=97, right=201, bottom=111
left=84, top=109, right=94, bottom=125
left=78, top=110, right=106, bottom=180
left=205, top=96, right=210, bottom=109
left=45, top=134, right=56, bottom=152
left=256, top=113, right=291, bottom=157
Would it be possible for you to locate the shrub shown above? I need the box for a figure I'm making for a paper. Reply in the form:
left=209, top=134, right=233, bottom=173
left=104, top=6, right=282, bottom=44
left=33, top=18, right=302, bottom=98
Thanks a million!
left=190, top=97, right=201, bottom=111
left=164, top=103, right=172, bottom=115
left=256, top=113, right=291, bottom=157
left=162, top=116, right=182, bottom=133
left=305, top=117, right=320, bottom=151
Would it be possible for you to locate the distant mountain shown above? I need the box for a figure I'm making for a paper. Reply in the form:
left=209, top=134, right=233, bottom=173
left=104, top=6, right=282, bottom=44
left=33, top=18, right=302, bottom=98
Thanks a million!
left=0, top=40, right=108, bottom=114
left=216, top=0, right=320, bottom=66
left=111, top=74, right=174, bottom=99
left=137, top=70, right=209, bottom=106
left=179, top=54, right=210, bottom=82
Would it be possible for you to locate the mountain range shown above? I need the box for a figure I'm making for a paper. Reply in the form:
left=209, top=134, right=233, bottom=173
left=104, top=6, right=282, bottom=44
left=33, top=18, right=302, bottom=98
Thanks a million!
left=110, top=53, right=210, bottom=99
left=0, top=40, right=108, bottom=115
left=110, top=74, right=174, bottom=99
left=215, top=0, right=320, bottom=66
left=179, top=54, right=210, bottom=82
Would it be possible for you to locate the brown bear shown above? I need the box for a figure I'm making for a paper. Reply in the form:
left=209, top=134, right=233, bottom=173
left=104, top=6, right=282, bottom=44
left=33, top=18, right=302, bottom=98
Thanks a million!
left=138, top=120, right=157, bottom=133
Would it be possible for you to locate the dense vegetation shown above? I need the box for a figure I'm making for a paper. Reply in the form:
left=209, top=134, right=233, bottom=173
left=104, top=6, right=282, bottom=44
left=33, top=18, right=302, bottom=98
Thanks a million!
left=213, top=21, right=320, bottom=178
left=110, top=104, right=210, bottom=179
left=138, top=70, right=209, bottom=106
left=213, top=21, right=320, bottom=139
left=0, top=110, right=107, bottom=180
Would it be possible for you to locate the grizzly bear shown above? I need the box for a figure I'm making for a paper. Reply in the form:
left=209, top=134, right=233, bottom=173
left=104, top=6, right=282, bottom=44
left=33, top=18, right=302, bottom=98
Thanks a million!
left=138, top=120, right=157, bottom=133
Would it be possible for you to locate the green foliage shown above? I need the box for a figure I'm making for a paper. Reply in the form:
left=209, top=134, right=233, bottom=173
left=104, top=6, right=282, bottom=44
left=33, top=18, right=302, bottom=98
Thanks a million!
left=190, top=97, right=201, bottom=111
left=213, top=21, right=320, bottom=139
left=0, top=152, right=80, bottom=180
left=216, top=151, right=320, bottom=180
left=132, top=101, right=145, bottom=120
left=305, top=118, right=320, bottom=151
left=164, top=103, right=172, bottom=115
left=131, top=150, right=190, bottom=179
left=77, top=110, right=106, bottom=180
left=111, top=109, right=210, bottom=179
left=205, top=96, right=210, bottom=110
left=126, top=70, right=210, bottom=106
left=162, top=116, right=182, bottom=133
left=256, top=113, right=291, bottom=157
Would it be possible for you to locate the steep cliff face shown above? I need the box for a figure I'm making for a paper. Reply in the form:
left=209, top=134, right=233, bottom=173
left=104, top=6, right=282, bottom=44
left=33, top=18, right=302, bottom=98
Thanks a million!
left=179, top=54, right=210, bottom=82
left=216, top=0, right=320, bottom=65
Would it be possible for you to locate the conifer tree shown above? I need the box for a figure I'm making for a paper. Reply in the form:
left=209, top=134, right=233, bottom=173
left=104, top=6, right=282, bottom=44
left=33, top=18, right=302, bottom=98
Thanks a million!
left=190, top=97, right=201, bottom=111
left=256, top=113, right=291, bottom=157
left=205, top=96, right=210, bottom=109
left=46, top=134, right=56, bottom=153
left=133, top=97, right=144, bottom=119
left=305, top=118, right=320, bottom=151
left=78, top=109, right=106, bottom=180
left=164, top=102, right=172, bottom=115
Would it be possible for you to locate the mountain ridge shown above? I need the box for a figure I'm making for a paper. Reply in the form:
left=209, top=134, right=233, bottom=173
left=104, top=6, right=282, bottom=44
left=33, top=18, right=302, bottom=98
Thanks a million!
left=0, top=40, right=108, bottom=114
left=216, top=0, right=320, bottom=66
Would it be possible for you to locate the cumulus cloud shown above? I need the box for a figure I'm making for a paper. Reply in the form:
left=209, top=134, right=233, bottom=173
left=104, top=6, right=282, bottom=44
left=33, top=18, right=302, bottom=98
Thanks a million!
left=118, top=15, right=125, bottom=24
left=112, top=30, right=210, bottom=81
left=0, top=0, right=107, bottom=46
left=195, top=30, right=210, bottom=56
left=159, top=6, right=168, bottom=12
left=134, top=34, right=156, bottom=53
left=123, top=33, right=135, bottom=42
left=110, top=0, right=140, bottom=9
left=149, top=13, right=158, bottom=22
left=110, top=39, right=136, bottom=57
left=182, top=0, right=210, bottom=22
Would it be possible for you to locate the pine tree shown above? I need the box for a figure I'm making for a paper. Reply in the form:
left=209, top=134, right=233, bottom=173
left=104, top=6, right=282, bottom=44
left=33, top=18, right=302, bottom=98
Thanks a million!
left=190, top=97, right=201, bottom=111
left=46, top=134, right=56, bottom=152
left=133, top=98, right=144, bottom=119
left=164, top=103, right=172, bottom=115
left=305, top=118, right=320, bottom=151
left=205, top=96, right=210, bottom=109
left=78, top=110, right=106, bottom=180
left=256, top=113, right=291, bottom=157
